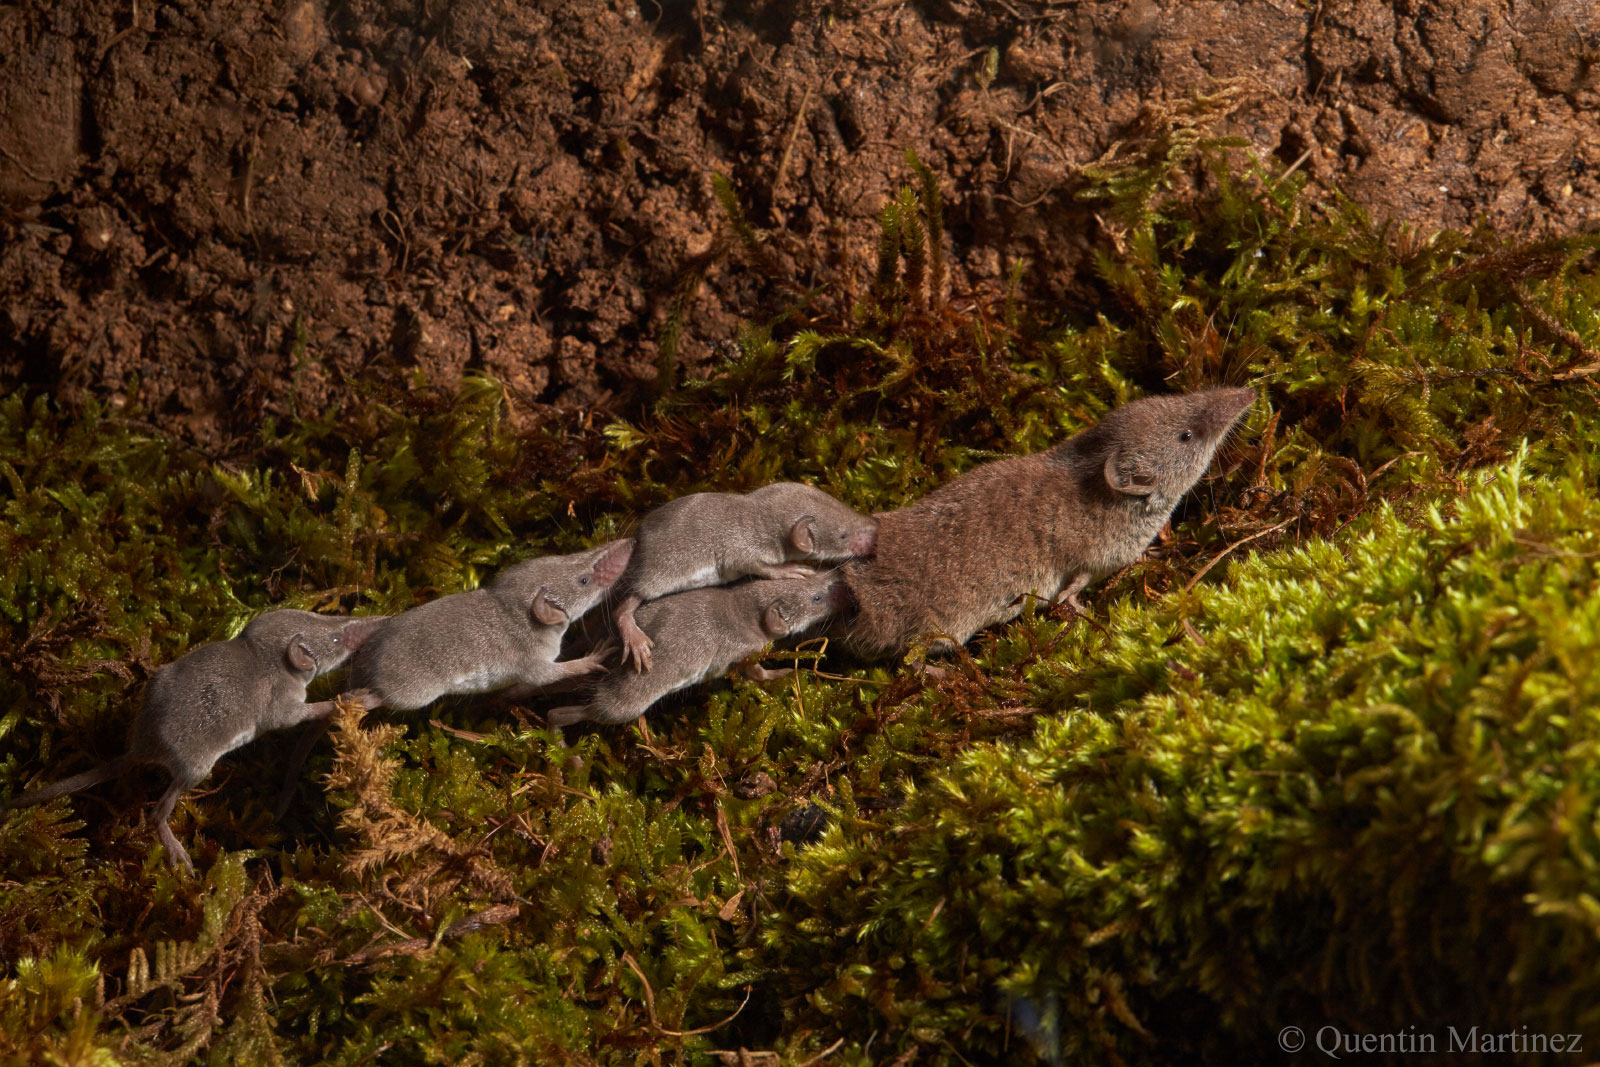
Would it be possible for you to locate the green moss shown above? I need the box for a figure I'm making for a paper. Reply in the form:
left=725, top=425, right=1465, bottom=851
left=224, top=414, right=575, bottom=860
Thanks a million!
left=765, top=446, right=1600, bottom=1063
left=2, top=131, right=1599, bottom=1063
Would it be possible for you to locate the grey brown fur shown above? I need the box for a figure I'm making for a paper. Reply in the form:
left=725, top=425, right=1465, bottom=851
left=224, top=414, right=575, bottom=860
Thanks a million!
left=550, top=572, right=852, bottom=728
left=839, top=387, right=1255, bottom=659
left=7, top=609, right=386, bottom=873
left=614, top=482, right=877, bottom=671
left=348, top=539, right=634, bottom=712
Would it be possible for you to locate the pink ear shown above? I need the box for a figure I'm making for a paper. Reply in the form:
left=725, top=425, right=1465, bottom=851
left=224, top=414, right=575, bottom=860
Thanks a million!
left=286, top=636, right=317, bottom=673
left=340, top=616, right=386, bottom=651
left=1103, top=451, right=1156, bottom=496
left=762, top=605, right=788, bottom=636
left=788, top=518, right=815, bottom=554
left=532, top=593, right=569, bottom=627
left=592, top=539, right=634, bottom=587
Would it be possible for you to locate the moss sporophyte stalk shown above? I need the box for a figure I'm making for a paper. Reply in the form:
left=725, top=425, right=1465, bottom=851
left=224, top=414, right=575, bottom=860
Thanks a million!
left=3, top=133, right=1599, bottom=1063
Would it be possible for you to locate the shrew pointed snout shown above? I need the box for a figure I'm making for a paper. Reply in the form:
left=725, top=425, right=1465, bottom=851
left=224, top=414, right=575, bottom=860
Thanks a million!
left=592, top=539, right=635, bottom=587
left=849, top=525, right=878, bottom=557
left=1198, top=387, right=1256, bottom=439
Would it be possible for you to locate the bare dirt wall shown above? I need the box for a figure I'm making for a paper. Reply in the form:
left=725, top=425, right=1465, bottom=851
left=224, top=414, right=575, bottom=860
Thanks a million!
left=2, top=0, right=1596, bottom=447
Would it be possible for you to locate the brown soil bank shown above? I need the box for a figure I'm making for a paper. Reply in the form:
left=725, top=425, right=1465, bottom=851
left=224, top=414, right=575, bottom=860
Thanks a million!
left=1, top=0, right=1596, bottom=446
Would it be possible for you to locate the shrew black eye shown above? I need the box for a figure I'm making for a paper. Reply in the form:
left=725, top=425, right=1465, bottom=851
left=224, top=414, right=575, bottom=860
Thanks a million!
left=1180, top=430, right=1194, bottom=442
left=579, top=575, right=590, bottom=585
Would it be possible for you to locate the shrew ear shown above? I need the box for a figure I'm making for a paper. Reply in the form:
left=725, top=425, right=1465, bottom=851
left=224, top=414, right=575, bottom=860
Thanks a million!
left=762, top=605, right=789, bottom=636
left=788, top=517, right=816, bottom=554
left=286, top=635, right=318, bottom=673
left=1104, top=450, right=1157, bottom=497
left=532, top=592, right=569, bottom=627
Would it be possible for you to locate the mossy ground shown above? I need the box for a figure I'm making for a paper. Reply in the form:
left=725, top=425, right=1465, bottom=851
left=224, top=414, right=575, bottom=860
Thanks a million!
left=3, top=110, right=1600, bottom=1065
